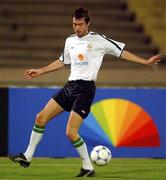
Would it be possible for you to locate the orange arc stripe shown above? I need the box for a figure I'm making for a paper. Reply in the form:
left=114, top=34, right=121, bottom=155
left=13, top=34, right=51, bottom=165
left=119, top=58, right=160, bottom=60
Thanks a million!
left=117, top=101, right=142, bottom=143
left=114, top=99, right=130, bottom=145
left=117, top=109, right=152, bottom=146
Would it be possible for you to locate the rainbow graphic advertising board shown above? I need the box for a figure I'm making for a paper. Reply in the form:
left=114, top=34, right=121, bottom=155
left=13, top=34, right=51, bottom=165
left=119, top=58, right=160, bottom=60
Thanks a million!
left=79, top=88, right=166, bottom=157
left=81, top=98, right=160, bottom=147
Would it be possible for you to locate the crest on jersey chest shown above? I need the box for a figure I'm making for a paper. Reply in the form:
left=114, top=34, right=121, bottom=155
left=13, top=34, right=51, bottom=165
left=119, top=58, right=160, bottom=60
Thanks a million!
left=87, top=43, right=93, bottom=50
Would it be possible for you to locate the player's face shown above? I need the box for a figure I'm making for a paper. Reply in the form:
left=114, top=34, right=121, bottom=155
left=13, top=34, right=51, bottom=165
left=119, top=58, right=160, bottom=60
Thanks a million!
left=72, top=17, right=90, bottom=38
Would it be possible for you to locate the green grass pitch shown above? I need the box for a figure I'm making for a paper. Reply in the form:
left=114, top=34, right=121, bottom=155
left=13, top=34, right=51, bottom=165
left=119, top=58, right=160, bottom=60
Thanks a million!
left=0, top=157, right=165, bottom=179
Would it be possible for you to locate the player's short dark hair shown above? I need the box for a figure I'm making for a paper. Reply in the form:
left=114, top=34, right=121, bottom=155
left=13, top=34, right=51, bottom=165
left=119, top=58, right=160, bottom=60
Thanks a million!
left=72, top=7, right=90, bottom=24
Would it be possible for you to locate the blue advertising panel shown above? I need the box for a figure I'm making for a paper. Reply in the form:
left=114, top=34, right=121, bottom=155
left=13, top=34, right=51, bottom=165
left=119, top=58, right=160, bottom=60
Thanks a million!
left=8, top=87, right=166, bottom=158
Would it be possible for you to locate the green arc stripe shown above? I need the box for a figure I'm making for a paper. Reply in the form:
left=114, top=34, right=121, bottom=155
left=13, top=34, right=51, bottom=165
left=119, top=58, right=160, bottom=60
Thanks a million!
left=91, top=101, right=113, bottom=142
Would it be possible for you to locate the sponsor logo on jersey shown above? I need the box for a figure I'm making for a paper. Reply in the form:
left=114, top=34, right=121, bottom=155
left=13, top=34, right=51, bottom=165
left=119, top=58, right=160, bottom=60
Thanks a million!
left=78, top=53, right=84, bottom=61
left=74, top=61, right=88, bottom=66
left=74, top=53, right=88, bottom=66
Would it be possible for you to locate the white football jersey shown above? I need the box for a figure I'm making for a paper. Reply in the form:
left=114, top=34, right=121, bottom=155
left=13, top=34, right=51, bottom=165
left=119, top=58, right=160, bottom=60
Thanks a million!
left=59, top=31, right=125, bottom=81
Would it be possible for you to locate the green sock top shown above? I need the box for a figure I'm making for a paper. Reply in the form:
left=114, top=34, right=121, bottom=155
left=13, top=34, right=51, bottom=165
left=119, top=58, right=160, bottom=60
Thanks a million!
left=33, top=124, right=45, bottom=133
left=72, top=137, right=85, bottom=148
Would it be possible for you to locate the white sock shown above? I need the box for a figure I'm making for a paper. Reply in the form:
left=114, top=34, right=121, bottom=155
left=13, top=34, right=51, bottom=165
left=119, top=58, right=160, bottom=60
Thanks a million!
left=73, top=137, right=94, bottom=170
left=24, top=125, right=45, bottom=162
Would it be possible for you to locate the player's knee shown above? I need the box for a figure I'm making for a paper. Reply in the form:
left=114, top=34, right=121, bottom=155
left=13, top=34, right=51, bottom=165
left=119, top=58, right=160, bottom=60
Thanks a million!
left=35, top=111, right=47, bottom=126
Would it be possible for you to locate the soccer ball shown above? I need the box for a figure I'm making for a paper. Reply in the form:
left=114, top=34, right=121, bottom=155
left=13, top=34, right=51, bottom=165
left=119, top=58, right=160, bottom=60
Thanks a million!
left=90, top=145, right=112, bottom=166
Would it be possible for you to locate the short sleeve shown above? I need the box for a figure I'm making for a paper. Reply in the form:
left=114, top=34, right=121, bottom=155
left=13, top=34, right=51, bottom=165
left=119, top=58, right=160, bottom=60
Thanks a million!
left=59, top=38, right=71, bottom=64
left=100, top=34, right=125, bottom=57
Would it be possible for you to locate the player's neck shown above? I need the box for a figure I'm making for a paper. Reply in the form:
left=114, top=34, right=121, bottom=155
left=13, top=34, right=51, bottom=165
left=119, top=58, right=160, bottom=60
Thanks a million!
left=78, top=30, right=90, bottom=38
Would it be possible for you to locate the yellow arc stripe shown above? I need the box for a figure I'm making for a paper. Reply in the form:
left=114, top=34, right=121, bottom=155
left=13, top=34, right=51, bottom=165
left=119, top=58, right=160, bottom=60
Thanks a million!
left=101, top=99, right=116, bottom=146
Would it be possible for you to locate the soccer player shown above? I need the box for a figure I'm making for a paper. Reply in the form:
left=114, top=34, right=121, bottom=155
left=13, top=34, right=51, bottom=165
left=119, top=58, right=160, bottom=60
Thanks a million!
left=8, top=7, right=160, bottom=177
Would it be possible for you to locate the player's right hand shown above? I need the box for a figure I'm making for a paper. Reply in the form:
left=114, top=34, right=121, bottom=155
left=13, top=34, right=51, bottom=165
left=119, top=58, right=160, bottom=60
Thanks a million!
left=24, top=69, right=42, bottom=80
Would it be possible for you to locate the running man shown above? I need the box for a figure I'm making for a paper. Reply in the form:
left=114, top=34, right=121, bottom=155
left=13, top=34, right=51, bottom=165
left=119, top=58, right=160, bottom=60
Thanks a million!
left=8, top=7, right=160, bottom=177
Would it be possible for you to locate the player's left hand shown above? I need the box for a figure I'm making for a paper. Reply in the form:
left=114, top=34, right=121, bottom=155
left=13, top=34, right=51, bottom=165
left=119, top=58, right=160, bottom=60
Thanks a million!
left=146, top=54, right=161, bottom=65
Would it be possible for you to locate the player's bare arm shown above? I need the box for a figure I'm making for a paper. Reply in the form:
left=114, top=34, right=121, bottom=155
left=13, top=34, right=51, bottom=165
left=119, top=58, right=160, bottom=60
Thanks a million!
left=121, top=50, right=161, bottom=65
left=24, top=59, right=65, bottom=80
